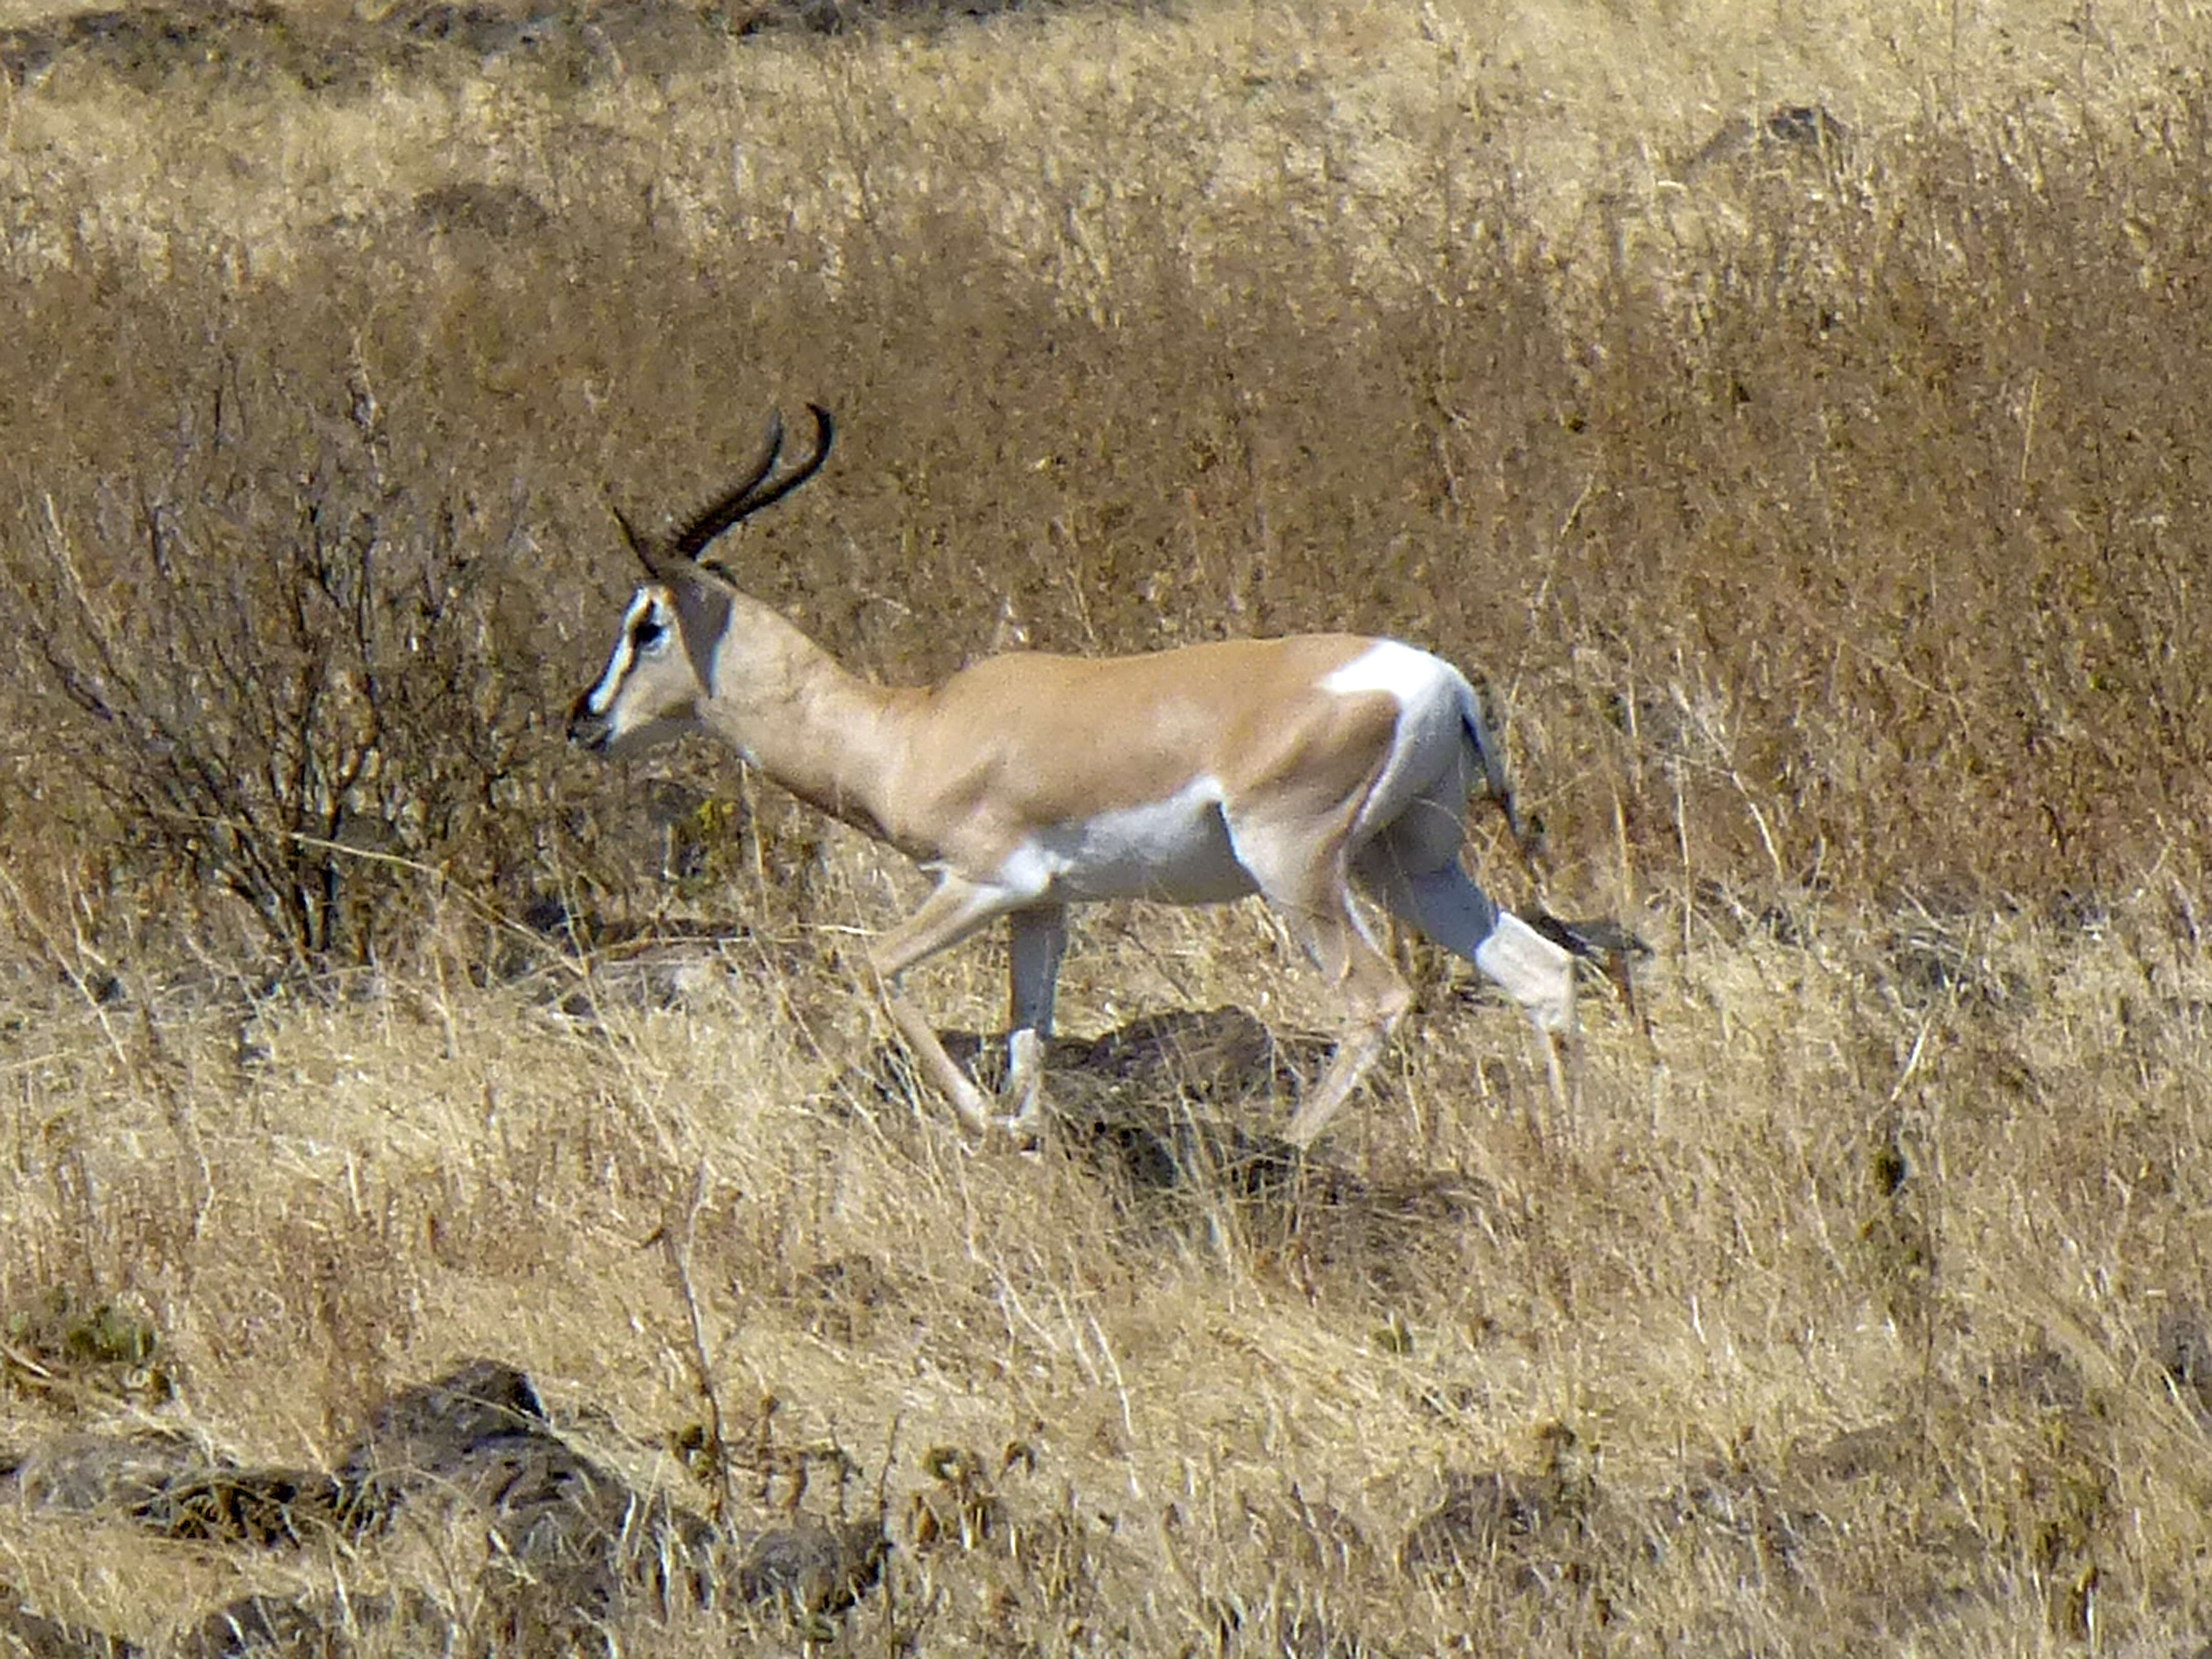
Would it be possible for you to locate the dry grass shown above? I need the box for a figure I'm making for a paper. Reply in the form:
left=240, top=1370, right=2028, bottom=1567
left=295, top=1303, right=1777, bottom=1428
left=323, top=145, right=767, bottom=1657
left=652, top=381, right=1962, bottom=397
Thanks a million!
left=3, top=0, right=2212, bottom=1649
left=4, top=890, right=2211, bottom=1652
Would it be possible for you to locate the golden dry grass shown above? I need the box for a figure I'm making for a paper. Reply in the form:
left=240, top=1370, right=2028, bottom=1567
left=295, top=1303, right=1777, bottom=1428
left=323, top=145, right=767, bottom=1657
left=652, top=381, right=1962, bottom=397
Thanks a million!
left=3, top=0, right=2212, bottom=1650
left=4, top=884, right=2211, bottom=1652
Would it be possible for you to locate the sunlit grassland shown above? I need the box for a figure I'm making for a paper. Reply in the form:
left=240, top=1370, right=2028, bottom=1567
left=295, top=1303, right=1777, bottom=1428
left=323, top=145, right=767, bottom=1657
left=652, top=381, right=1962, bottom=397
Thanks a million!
left=3, top=0, right=2212, bottom=1650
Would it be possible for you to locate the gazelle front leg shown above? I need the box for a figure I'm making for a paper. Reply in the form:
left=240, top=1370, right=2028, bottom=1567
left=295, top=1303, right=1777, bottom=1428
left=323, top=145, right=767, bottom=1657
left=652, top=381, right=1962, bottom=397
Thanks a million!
left=1005, top=905, right=1069, bottom=1135
left=878, top=990, right=996, bottom=1134
left=869, top=871, right=1034, bottom=1137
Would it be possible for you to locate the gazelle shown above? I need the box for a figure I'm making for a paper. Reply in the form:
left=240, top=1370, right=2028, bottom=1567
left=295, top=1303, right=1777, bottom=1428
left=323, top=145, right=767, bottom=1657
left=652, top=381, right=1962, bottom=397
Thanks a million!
left=568, top=407, right=1577, bottom=1146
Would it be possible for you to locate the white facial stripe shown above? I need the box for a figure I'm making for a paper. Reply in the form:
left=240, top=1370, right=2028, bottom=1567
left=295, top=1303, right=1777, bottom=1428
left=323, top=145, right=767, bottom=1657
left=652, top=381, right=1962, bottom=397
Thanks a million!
left=582, top=642, right=635, bottom=717
left=583, top=590, right=658, bottom=716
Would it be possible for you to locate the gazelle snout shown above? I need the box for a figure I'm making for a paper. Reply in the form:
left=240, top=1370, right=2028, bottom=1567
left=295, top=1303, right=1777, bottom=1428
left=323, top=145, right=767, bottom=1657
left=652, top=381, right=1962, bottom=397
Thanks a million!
left=566, top=695, right=615, bottom=753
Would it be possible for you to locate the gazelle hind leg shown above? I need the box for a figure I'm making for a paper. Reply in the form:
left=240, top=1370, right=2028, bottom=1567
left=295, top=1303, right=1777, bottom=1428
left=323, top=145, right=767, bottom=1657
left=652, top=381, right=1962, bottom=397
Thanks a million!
left=1232, top=819, right=1412, bottom=1147
left=1541, top=1024, right=1582, bottom=1143
left=1005, top=905, right=1068, bottom=1134
left=1279, top=909, right=1413, bottom=1145
left=879, top=992, right=995, bottom=1134
left=1354, top=847, right=1580, bottom=1129
left=1352, top=850, right=1577, bottom=1035
left=1283, top=1015, right=1400, bottom=1148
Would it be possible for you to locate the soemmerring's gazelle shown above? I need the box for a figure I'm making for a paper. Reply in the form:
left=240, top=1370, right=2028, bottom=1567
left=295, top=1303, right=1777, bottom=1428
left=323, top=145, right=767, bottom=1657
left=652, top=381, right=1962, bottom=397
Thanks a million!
left=568, top=407, right=1577, bottom=1146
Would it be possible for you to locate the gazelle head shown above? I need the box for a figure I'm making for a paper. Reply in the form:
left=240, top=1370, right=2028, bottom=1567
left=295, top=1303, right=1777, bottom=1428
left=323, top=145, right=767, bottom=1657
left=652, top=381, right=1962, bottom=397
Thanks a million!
left=567, top=406, right=835, bottom=756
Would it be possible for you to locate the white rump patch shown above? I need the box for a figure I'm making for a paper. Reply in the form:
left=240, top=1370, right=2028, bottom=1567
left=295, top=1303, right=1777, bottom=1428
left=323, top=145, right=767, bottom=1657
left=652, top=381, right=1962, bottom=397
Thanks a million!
left=1322, top=640, right=1475, bottom=845
left=1318, top=639, right=1451, bottom=705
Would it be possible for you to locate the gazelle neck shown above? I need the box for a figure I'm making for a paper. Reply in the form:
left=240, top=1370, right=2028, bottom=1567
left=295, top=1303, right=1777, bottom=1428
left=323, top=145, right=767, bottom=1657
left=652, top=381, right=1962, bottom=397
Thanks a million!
left=696, top=588, right=911, bottom=843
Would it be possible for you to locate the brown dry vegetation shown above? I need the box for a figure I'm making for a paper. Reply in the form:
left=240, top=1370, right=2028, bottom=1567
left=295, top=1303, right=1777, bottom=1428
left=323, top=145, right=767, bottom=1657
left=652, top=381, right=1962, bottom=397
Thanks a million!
left=2, top=0, right=2212, bottom=1651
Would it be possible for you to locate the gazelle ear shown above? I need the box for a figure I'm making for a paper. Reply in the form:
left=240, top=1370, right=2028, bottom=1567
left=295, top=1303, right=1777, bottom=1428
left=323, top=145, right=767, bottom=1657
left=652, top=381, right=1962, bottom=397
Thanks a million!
left=603, top=490, right=655, bottom=571
left=603, top=490, right=694, bottom=587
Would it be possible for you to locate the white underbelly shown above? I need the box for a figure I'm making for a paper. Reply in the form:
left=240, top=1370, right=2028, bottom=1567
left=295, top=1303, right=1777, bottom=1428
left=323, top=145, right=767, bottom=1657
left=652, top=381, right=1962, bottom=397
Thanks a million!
left=1003, top=779, right=1256, bottom=904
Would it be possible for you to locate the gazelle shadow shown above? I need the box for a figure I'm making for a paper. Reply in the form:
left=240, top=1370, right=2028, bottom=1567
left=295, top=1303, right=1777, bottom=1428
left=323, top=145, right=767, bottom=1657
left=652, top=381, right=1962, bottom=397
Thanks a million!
left=858, top=1008, right=1498, bottom=1294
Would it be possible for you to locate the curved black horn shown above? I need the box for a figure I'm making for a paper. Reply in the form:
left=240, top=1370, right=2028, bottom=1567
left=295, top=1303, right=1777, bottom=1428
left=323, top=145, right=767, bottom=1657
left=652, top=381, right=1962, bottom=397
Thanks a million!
left=605, top=408, right=783, bottom=580
left=669, top=405, right=834, bottom=564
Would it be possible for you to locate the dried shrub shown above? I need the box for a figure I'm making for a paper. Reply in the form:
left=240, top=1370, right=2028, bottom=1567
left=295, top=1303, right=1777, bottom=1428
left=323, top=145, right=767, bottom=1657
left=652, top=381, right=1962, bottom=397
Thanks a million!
left=5, top=324, right=542, bottom=967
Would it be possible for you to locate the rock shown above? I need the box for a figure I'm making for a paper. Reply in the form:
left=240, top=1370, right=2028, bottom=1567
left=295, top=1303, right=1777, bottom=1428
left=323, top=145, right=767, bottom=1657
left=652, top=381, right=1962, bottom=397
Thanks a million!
left=738, top=1519, right=889, bottom=1613
left=5, top=1433, right=206, bottom=1517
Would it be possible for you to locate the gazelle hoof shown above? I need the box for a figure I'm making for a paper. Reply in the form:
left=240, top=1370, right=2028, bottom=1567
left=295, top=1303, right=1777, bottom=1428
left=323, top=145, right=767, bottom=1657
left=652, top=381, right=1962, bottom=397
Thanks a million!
left=993, top=1111, right=1046, bottom=1150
